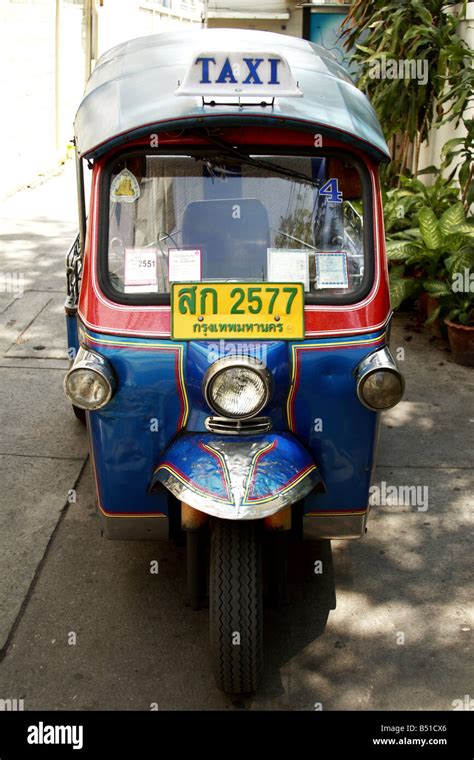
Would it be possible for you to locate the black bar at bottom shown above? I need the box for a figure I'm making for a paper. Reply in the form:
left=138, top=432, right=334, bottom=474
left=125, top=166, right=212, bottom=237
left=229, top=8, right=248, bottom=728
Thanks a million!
left=0, top=710, right=471, bottom=758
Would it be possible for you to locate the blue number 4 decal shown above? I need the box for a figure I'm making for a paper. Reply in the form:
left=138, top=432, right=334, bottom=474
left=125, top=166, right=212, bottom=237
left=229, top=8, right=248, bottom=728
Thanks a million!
left=319, top=178, right=343, bottom=204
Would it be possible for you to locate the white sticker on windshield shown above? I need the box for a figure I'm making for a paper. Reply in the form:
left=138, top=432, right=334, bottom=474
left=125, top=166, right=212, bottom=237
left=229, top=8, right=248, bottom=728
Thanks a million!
left=124, top=248, right=157, bottom=290
left=315, top=252, right=349, bottom=289
left=169, top=248, right=202, bottom=282
left=267, top=249, right=309, bottom=291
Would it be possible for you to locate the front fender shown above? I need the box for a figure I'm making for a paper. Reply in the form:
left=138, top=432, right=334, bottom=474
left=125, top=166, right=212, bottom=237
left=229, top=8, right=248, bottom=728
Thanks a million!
left=149, top=432, right=324, bottom=519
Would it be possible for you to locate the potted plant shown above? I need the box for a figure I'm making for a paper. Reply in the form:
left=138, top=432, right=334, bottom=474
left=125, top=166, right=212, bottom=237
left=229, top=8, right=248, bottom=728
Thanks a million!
left=384, top=173, right=461, bottom=323
left=423, top=225, right=474, bottom=366
left=383, top=170, right=460, bottom=236
left=386, top=203, right=474, bottom=359
left=422, top=282, right=474, bottom=365
left=444, top=307, right=474, bottom=367
left=386, top=203, right=470, bottom=304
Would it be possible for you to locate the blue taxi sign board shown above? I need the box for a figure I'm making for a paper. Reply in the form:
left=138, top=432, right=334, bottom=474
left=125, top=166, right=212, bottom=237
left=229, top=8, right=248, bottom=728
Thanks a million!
left=176, top=50, right=303, bottom=98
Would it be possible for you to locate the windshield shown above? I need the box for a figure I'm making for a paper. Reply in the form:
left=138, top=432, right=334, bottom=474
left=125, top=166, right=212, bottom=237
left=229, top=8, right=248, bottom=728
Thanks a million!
left=103, top=151, right=372, bottom=303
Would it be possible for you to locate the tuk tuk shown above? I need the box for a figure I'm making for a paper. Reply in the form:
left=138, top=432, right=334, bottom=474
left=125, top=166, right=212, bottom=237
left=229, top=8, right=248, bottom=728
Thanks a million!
left=64, top=28, right=404, bottom=694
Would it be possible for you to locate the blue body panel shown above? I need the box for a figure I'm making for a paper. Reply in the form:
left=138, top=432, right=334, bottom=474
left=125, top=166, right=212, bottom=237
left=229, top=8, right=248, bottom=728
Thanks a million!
left=184, top=340, right=290, bottom=432
left=81, top=328, right=385, bottom=517
left=66, top=313, right=79, bottom=362
left=287, top=332, right=385, bottom=513
left=84, top=331, right=188, bottom=516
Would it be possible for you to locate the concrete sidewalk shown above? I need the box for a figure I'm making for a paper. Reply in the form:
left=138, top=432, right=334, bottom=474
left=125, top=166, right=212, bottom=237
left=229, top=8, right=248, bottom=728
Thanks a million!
left=0, top=164, right=472, bottom=709
left=0, top=161, right=88, bottom=655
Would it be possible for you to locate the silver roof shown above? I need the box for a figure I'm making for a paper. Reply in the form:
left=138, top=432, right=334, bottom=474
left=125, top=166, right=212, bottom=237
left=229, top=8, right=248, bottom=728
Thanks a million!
left=74, top=28, right=390, bottom=162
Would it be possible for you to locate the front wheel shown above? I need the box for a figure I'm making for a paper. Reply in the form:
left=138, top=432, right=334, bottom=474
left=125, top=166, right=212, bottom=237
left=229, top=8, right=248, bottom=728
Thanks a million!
left=209, top=519, right=263, bottom=694
left=72, top=405, right=86, bottom=424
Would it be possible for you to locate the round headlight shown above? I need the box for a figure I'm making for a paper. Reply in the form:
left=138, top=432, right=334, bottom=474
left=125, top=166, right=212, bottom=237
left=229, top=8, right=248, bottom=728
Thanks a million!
left=204, top=358, right=272, bottom=419
left=358, top=369, right=404, bottom=410
left=64, top=368, right=112, bottom=410
left=64, top=347, right=115, bottom=411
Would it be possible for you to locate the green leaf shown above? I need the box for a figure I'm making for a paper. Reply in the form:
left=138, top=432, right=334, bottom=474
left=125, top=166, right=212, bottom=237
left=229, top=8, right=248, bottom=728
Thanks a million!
left=441, top=137, right=464, bottom=155
left=419, top=207, right=443, bottom=249
left=354, top=44, right=375, bottom=56
left=439, top=203, right=466, bottom=236
left=389, top=276, right=420, bottom=311
left=459, top=161, right=472, bottom=189
left=447, top=308, right=462, bottom=321
left=423, top=281, right=452, bottom=297
left=389, top=262, right=406, bottom=278
left=389, top=228, right=422, bottom=240
left=411, top=0, right=433, bottom=26
left=443, top=233, right=472, bottom=253
left=465, top=185, right=474, bottom=208
left=386, top=241, right=421, bottom=261
left=417, top=165, right=439, bottom=176
left=402, top=26, right=431, bottom=45
left=399, top=176, right=427, bottom=194
left=425, top=304, right=442, bottom=326
left=445, top=249, right=474, bottom=277
left=453, top=224, right=474, bottom=237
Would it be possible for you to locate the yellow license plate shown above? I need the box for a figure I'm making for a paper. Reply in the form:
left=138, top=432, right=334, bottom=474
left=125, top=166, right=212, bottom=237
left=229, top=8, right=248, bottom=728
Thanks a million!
left=171, top=282, right=304, bottom=340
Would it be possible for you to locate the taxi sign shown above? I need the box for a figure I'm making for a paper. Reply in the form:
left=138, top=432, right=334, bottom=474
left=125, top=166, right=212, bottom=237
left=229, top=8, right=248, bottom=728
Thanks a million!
left=176, top=50, right=302, bottom=98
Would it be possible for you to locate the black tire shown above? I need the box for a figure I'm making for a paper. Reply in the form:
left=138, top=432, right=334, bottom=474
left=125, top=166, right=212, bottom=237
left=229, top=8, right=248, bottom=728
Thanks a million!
left=72, top=405, right=86, bottom=424
left=209, top=519, right=263, bottom=694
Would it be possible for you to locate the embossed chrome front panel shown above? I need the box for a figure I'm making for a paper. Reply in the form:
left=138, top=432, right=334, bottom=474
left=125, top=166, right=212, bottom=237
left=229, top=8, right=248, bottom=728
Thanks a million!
left=149, top=432, right=323, bottom=520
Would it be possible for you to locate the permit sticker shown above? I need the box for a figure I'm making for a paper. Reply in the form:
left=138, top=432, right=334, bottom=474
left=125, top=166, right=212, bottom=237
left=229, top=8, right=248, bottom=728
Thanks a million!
left=111, top=169, right=140, bottom=203
left=315, top=252, right=349, bottom=289
left=267, top=249, right=309, bottom=291
left=168, top=248, right=202, bottom=282
left=124, top=248, right=157, bottom=291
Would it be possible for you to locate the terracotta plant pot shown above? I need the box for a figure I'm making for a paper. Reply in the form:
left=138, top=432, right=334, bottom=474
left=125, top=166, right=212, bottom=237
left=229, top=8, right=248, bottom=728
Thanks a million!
left=417, top=292, right=430, bottom=320
left=445, top=319, right=474, bottom=367
left=417, top=293, right=442, bottom=337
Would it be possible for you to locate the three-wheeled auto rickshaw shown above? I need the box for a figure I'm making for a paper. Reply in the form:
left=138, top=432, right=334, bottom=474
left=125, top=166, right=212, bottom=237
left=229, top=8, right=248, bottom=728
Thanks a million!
left=64, top=29, right=404, bottom=694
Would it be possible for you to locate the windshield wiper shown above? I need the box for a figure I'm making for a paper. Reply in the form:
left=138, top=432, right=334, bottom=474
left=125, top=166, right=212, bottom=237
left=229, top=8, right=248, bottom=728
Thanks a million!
left=193, top=130, right=321, bottom=188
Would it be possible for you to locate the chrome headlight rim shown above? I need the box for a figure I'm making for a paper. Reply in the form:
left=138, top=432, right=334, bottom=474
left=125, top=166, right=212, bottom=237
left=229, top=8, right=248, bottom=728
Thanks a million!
left=202, top=356, right=273, bottom=420
left=357, top=367, right=404, bottom=411
left=355, top=347, right=405, bottom=411
left=64, top=346, right=116, bottom=411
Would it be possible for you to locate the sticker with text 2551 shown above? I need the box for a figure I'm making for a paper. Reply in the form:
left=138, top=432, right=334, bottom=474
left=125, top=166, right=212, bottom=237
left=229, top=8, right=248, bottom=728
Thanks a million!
left=124, top=248, right=157, bottom=286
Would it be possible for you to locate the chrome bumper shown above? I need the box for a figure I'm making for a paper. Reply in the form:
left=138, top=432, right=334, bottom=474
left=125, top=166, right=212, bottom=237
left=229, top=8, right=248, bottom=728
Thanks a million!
left=303, top=511, right=368, bottom=540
